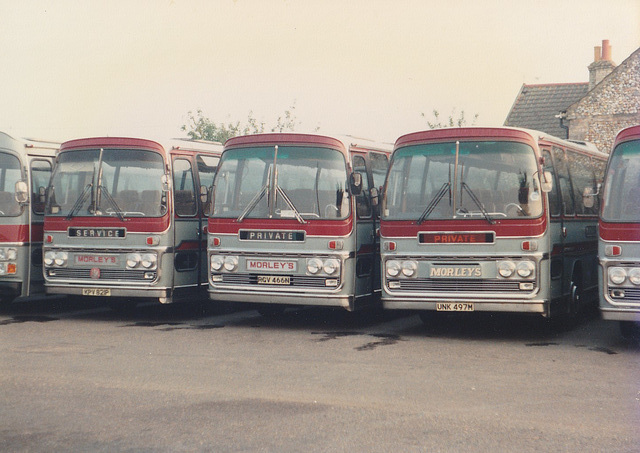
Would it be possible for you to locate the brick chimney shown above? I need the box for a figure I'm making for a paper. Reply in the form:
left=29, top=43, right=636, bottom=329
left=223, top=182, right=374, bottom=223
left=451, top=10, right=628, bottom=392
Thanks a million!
left=588, top=39, right=616, bottom=91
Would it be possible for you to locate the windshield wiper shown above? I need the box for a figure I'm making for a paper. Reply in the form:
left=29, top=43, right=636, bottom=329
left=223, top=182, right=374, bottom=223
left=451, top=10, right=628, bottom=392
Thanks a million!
left=66, top=183, right=93, bottom=220
left=275, top=186, right=306, bottom=224
left=97, top=185, right=125, bottom=221
left=460, top=182, right=495, bottom=224
left=417, top=182, right=450, bottom=224
left=236, top=185, right=267, bottom=223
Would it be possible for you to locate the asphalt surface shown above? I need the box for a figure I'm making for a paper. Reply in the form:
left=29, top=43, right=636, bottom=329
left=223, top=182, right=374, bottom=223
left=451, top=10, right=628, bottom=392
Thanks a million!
left=1, top=296, right=639, bottom=452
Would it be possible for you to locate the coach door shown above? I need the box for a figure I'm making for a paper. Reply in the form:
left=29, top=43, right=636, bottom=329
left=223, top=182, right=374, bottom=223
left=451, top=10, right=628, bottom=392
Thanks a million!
left=542, top=148, right=564, bottom=305
left=171, top=155, right=202, bottom=299
left=351, top=152, right=385, bottom=300
left=195, top=154, right=219, bottom=288
left=27, top=158, right=52, bottom=295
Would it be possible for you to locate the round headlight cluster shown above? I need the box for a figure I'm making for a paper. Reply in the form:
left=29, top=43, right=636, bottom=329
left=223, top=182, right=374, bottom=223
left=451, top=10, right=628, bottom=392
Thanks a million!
left=306, top=258, right=340, bottom=275
left=609, top=267, right=626, bottom=285
left=386, top=260, right=418, bottom=278
left=126, top=253, right=157, bottom=269
left=44, top=251, right=68, bottom=267
left=126, top=253, right=141, bottom=268
left=210, top=255, right=239, bottom=273
left=0, top=247, right=17, bottom=261
left=497, top=260, right=535, bottom=279
left=629, top=268, right=640, bottom=286
left=224, top=256, right=239, bottom=272
left=608, top=267, right=640, bottom=286
left=516, top=261, right=535, bottom=278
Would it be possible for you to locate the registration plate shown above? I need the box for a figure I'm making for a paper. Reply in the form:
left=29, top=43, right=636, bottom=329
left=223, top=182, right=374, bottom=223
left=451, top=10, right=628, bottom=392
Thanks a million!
left=257, top=275, right=291, bottom=285
left=436, top=302, right=474, bottom=312
left=82, top=288, right=111, bottom=297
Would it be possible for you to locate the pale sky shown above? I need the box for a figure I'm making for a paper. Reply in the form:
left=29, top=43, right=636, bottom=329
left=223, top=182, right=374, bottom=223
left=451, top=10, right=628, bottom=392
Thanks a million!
left=1, top=0, right=639, bottom=144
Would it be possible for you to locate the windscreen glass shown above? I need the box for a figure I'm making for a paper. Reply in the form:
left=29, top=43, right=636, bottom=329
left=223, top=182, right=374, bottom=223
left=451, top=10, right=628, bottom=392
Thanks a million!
left=0, top=152, right=23, bottom=217
left=602, top=139, right=640, bottom=222
left=212, top=146, right=349, bottom=220
left=46, top=148, right=166, bottom=217
left=383, top=141, right=542, bottom=221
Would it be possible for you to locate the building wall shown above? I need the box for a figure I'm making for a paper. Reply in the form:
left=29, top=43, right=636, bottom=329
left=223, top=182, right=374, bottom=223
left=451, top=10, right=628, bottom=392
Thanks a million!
left=565, top=48, right=640, bottom=153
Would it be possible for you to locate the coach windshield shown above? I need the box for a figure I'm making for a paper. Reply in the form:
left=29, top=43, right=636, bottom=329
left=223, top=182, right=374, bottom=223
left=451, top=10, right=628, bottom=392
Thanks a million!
left=383, top=141, right=542, bottom=221
left=46, top=148, right=166, bottom=218
left=212, top=146, right=349, bottom=221
left=0, top=152, right=23, bottom=217
left=602, top=139, right=640, bottom=223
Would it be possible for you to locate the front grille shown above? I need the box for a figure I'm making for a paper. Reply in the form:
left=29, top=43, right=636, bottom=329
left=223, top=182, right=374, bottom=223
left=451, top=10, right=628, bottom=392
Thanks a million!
left=47, top=268, right=155, bottom=282
left=389, top=278, right=531, bottom=293
left=609, top=288, right=640, bottom=304
left=219, top=273, right=339, bottom=289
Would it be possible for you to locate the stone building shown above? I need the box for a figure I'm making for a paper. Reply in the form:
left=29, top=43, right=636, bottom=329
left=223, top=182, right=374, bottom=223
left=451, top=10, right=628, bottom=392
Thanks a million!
left=504, top=40, right=640, bottom=152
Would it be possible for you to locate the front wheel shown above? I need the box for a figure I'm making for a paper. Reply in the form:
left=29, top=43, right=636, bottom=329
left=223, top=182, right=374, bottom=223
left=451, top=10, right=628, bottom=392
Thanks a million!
left=569, top=278, right=582, bottom=317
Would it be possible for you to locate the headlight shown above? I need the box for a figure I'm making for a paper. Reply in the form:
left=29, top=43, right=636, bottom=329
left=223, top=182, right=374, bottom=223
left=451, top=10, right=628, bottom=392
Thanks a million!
left=210, top=255, right=224, bottom=272
left=609, top=267, right=627, bottom=285
left=223, top=256, right=238, bottom=272
left=516, top=261, right=535, bottom=278
left=628, top=268, right=640, bottom=286
left=141, top=253, right=157, bottom=269
left=323, top=259, right=340, bottom=275
left=307, top=258, right=323, bottom=274
left=44, top=251, right=55, bottom=266
left=401, top=260, right=418, bottom=277
left=54, top=252, right=68, bottom=267
left=386, top=260, right=401, bottom=277
left=127, top=253, right=141, bottom=268
left=497, top=260, right=516, bottom=278
left=6, top=248, right=16, bottom=260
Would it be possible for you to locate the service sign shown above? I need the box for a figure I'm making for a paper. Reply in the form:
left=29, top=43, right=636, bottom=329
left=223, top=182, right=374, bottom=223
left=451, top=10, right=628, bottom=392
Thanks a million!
left=246, top=259, right=297, bottom=273
left=69, top=227, right=126, bottom=239
left=419, top=232, right=494, bottom=244
left=239, top=230, right=305, bottom=242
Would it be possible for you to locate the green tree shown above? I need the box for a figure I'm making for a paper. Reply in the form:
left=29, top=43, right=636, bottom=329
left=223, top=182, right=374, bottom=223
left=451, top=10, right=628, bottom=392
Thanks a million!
left=421, top=108, right=479, bottom=129
left=181, top=103, right=300, bottom=142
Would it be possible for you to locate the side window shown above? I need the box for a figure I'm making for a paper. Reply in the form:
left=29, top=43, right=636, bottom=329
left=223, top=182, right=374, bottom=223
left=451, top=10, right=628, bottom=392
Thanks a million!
left=172, top=158, right=197, bottom=217
left=352, top=155, right=371, bottom=218
left=369, top=152, right=389, bottom=191
left=542, top=150, right=560, bottom=217
left=552, top=147, right=574, bottom=216
left=567, top=151, right=596, bottom=216
left=30, top=159, right=52, bottom=214
left=592, top=158, right=606, bottom=211
left=196, top=155, right=220, bottom=216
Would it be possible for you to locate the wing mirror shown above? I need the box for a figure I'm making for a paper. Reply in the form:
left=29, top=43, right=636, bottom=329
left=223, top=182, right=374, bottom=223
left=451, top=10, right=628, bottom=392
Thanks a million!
left=582, top=185, right=600, bottom=209
left=199, top=185, right=208, bottom=204
left=161, top=174, right=170, bottom=192
left=541, top=171, right=553, bottom=193
left=14, top=180, right=29, bottom=204
left=350, top=172, right=362, bottom=195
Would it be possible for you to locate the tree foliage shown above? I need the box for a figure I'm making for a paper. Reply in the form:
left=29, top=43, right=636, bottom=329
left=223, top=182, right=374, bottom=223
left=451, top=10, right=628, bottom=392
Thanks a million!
left=421, top=108, right=479, bottom=129
left=181, top=103, right=300, bottom=143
